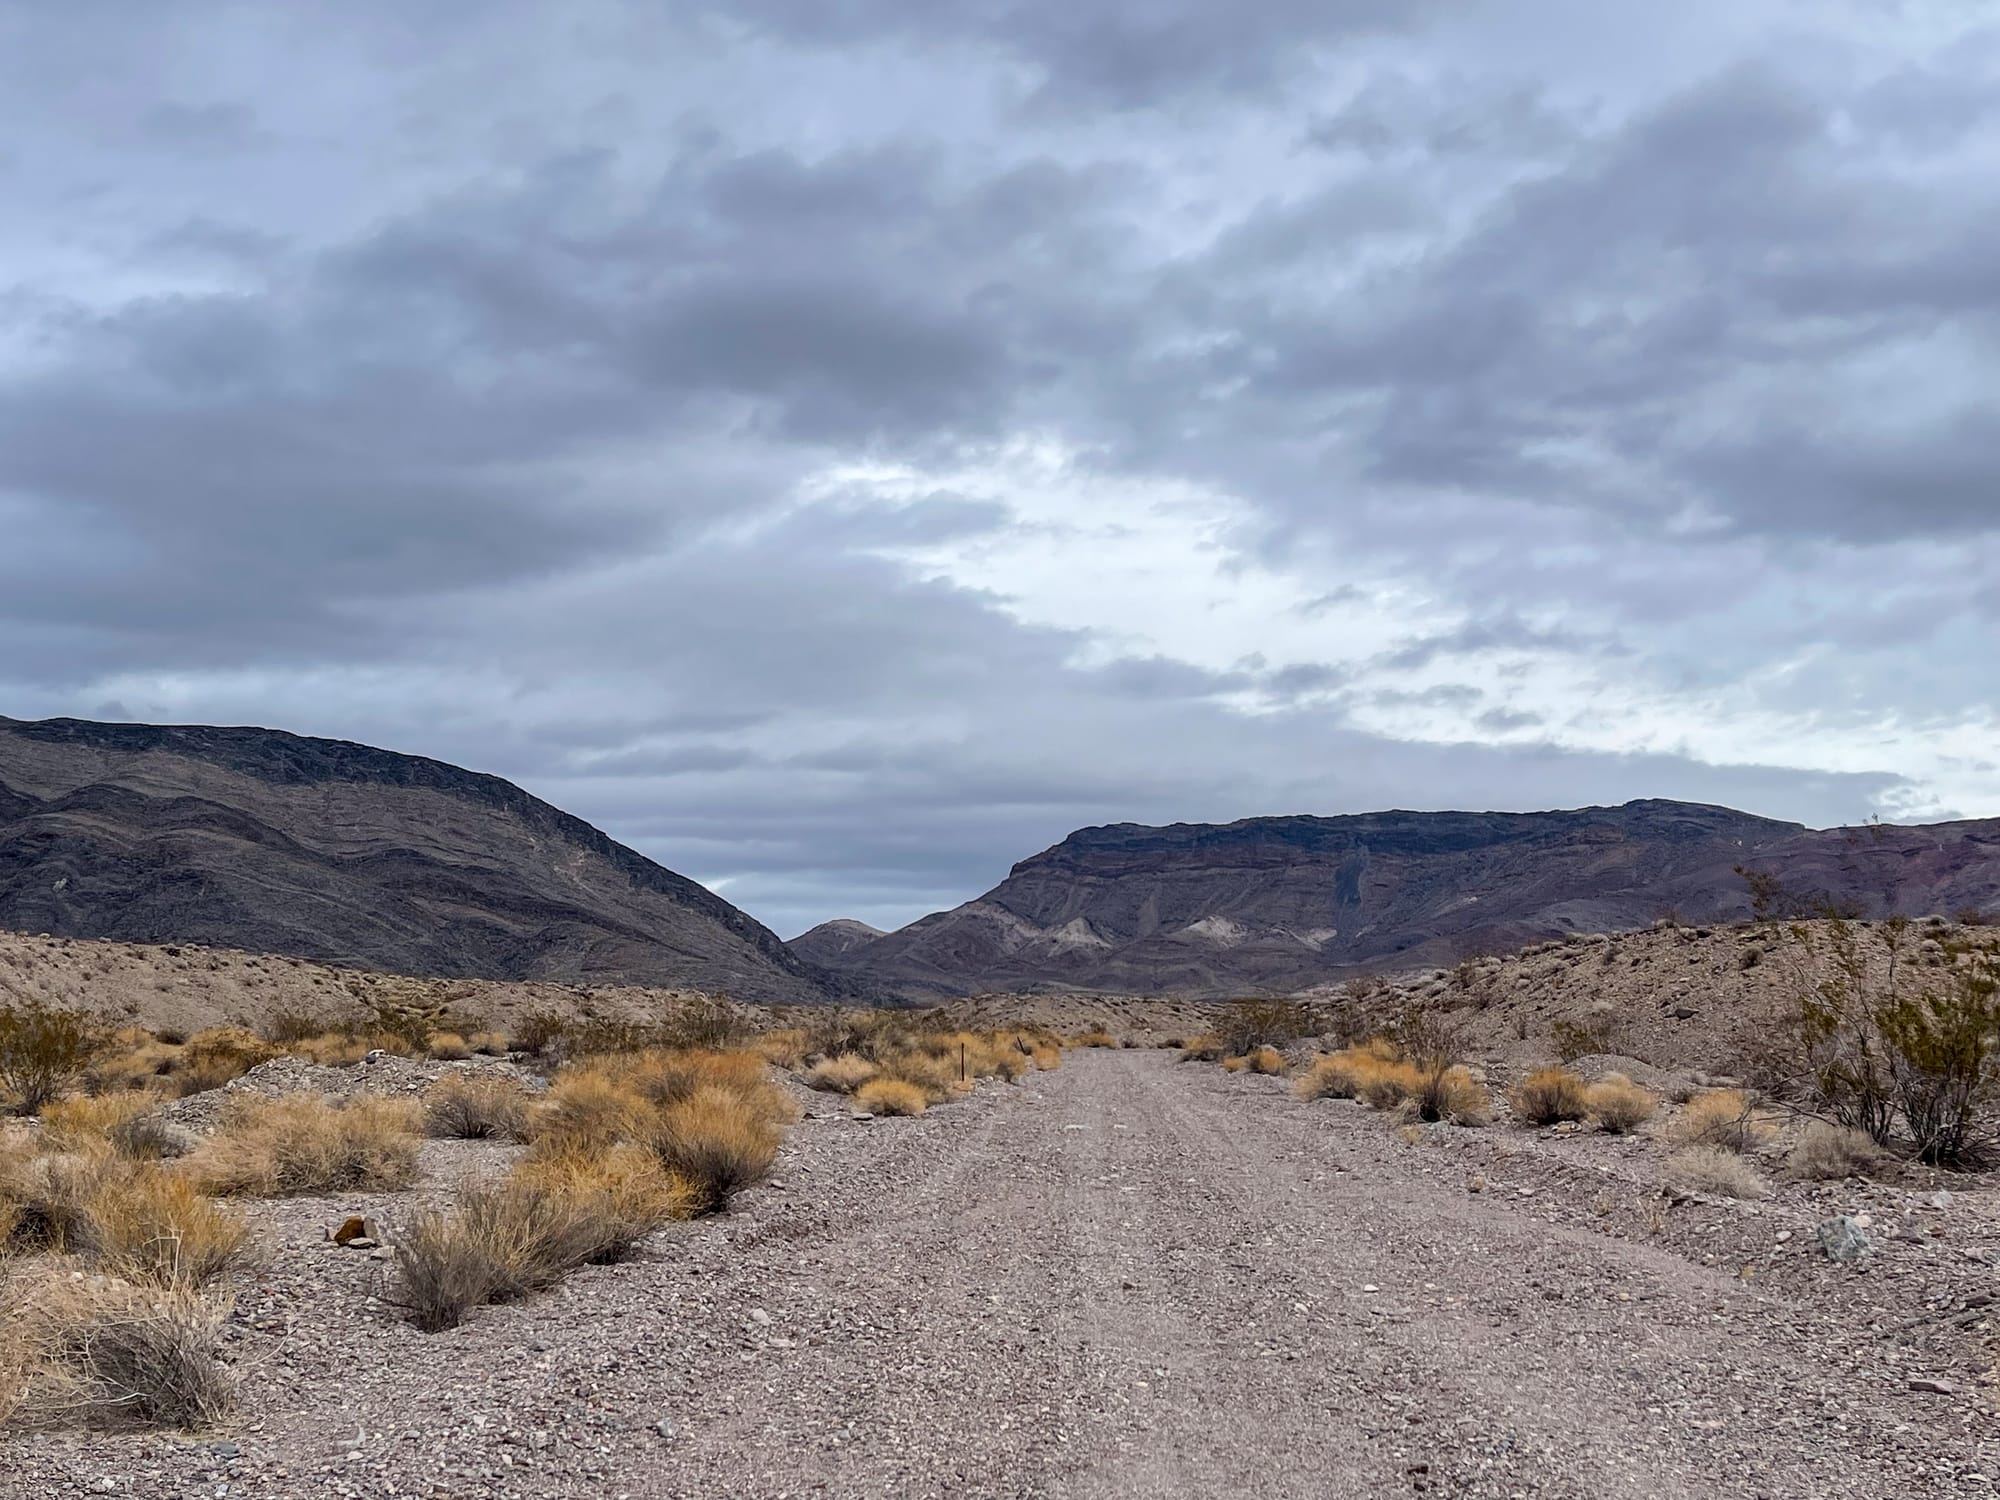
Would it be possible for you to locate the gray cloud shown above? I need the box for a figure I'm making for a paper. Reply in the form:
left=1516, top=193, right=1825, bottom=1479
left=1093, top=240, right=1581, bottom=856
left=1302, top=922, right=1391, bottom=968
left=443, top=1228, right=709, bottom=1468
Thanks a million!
left=0, top=1, right=1993, bottom=935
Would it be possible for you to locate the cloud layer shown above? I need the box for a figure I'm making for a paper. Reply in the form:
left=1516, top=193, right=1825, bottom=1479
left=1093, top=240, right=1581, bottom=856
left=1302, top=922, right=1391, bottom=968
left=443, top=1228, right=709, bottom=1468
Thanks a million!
left=2, top=0, right=1994, bottom=934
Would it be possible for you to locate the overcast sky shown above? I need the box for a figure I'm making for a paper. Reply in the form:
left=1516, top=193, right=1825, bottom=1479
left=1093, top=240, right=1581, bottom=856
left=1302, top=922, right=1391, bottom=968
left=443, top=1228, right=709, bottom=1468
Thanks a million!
left=3, top=2, right=1996, bottom=936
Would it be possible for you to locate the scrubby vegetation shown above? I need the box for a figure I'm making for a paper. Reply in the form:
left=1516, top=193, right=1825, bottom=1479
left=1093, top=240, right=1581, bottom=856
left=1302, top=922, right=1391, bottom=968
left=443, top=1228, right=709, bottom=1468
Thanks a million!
left=1294, top=1026, right=1491, bottom=1127
left=1765, top=916, right=2000, bottom=1166
left=1673, top=1090, right=1775, bottom=1153
left=186, top=1095, right=422, bottom=1197
left=1510, top=1067, right=1589, bottom=1126
left=1666, top=1146, right=1769, bottom=1200
left=423, top=1074, right=532, bottom=1141
left=1584, top=1073, right=1659, bottom=1134
left=0, top=1000, right=109, bottom=1114
left=1787, top=1121, right=1884, bottom=1181
left=854, top=1078, right=927, bottom=1116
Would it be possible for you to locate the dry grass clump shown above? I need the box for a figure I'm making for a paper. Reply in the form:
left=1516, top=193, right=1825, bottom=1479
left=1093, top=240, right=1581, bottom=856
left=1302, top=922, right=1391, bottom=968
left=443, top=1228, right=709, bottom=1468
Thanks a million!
left=509, top=1144, right=690, bottom=1264
left=172, top=1027, right=281, bottom=1097
left=1510, top=1067, right=1590, bottom=1126
left=37, top=1095, right=159, bottom=1154
left=1674, top=1090, right=1777, bottom=1152
left=391, top=1183, right=599, bottom=1333
left=1416, top=1066, right=1492, bottom=1127
left=524, top=1071, right=651, bottom=1154
left=425, top=1031, right=473, bottom=1061
left=853, top=1078, right=927, bottom=1117
left=751, top=1030, right=809, bottom=1069
left=1584, top=1073, right=1659, bottom=1134
left=1178, top=1036, right=1227, bottom=1063
left=1666, top=1146, right=1770, bottom=1200
left=804, top=1053, right=879, bottom=1094
left=644, top=1086, right=781, bottom=1215
left=3, top=1268, right=235, bottom=1429
left=1071, top=1028, right=1119, bottom=1049
left=186, top=1094, right=420, bottom=1197
left=424, top=1075, right=532, bottom=1141
left=1244, top=1046, right=1287, bottom=1076
left=1788, top=1121, right=1885, bottom=1181
left=81, top=1170, right=248, bottom=1289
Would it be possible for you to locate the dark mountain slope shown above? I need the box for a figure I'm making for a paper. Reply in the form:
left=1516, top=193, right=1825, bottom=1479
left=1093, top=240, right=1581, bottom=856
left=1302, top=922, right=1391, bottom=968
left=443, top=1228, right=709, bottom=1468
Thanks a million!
left=0, top=716, right=842, bottom=1004
left=808, top=800, right=2000, bottom=996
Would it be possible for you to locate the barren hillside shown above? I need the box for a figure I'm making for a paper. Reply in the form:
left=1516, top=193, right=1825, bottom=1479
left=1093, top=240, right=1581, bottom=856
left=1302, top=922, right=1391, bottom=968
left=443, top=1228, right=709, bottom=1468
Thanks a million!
left=0, top=716, right=841, bottom=1005
left=811, top=801, right=2000, bottom=998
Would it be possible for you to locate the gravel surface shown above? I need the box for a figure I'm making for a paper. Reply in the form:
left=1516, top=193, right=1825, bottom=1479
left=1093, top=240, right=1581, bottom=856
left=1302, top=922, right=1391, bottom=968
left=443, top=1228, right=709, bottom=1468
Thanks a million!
left=6, top=1051, right=1996, bottom=1498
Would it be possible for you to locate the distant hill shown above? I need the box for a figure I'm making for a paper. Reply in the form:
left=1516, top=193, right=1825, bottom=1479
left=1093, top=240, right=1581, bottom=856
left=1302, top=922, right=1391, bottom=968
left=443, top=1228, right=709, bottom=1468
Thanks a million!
left=0, top=716, right=844, bottom=1005
left=789, top=918, right=888, bottom=965
left=802, top=800, right=2000, bottom=997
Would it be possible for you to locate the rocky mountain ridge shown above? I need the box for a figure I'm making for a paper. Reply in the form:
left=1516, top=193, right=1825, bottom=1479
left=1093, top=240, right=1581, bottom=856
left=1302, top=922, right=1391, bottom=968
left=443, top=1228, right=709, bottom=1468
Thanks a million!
left=805, top=800, right=2000, bottom=997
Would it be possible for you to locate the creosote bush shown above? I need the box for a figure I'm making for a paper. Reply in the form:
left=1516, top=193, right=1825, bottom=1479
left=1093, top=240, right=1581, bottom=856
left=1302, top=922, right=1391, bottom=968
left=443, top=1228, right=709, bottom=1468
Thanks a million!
left=0, top=1000, right=109, bottom=1115
left=1584, top=1074, right=1659, bottom=1134
left=186, top=1094, right=421, bottom=1197
left=1510, top=1067, right=1589, bottom=1126
left=853, top=1078, right=927, bottom=1117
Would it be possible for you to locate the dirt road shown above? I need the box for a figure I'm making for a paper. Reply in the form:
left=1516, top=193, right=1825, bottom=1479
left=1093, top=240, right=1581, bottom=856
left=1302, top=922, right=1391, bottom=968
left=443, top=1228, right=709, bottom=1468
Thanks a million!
left=10, top=1051, right=1992, bottom=1498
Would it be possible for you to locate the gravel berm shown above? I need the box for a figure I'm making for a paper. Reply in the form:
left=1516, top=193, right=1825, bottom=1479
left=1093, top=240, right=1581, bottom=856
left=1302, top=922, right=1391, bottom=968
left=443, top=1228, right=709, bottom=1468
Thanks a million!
left=7, top=1050, right=1992, bottom=1497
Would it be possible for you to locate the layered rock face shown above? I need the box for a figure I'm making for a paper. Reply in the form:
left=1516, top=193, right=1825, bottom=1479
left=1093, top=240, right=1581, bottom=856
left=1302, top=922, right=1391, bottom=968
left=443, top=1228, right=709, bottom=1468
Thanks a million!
left=0, top=717, right=843, bottom=1004
left=808, top=801, right=2000, bottom=996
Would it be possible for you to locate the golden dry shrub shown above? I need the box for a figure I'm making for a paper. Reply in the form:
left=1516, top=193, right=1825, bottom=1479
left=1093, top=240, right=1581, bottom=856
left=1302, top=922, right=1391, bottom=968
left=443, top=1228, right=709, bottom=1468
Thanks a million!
left=2, top=1148, right=121, bottom=1255
left=423, top=1074, right=532, bottom=1141
left=853, top=1078, right=927, bottom=1117
left=1584, top=1073, right=1659, bottom=1134
left=83, top=1167, right=249, bottom=1289
left=1418, top=1066, right=1492, bottom=1127
left=1245, top=1046, right=1287, bottom=1076
left=468, top=1031, right=511, bottom=1057
left=751, top=1030, right=809, bottom=1069
left=993, top=1051, right=1031, bottom=1084
left=1358, top=1061, right=1425, bottom=1111
left=1787, top=1120, right=1885, bottom=1181
left=425, top=1032, right=472, bottom=1062
left=3, top=1267, right=234, bottom=1430
left=509, top=1143, right=691, bottom=1263
left=523, top=1070, right=652, bottom=1154
left=1071, top=1029, right=1119, bottom=1049
left=1178, top=1036, right=1227, bottom=1063
left=878, top=1051, right=960, bottom=1104
left=1510, top=1067, right=1590, bottom=1126
left=1220, top=1055, right=1249, bottom=1073
left=1666, top=1145, right=1770, bottom=1200
left=614, top=1049, right=794, bottom=1123
left=1675, top=1090, right=1777, bottom=1152
left=87, top=1029, right=182, bottom=1095
left=38, top=1094, right=159, bottom=1155
left=1294, top=1052, right=1368, bottom=1100
left=1030, top=1043, right=1063, bottom=1071
left=186, top=1094, right=421, bottom=1197
left=644, top=1085, right=780, bottom=1215
left=803, top=1053, right=878, bottom=1094
left=389, top=1183, right=596, bottom=1332
left=172, top=1028, right=280, bottom=1097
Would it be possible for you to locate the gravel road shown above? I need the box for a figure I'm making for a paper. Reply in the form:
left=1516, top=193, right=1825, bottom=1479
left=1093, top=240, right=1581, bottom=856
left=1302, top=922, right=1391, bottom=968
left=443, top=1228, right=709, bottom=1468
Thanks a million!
left=9, top=1050, right=1993, bottom=1498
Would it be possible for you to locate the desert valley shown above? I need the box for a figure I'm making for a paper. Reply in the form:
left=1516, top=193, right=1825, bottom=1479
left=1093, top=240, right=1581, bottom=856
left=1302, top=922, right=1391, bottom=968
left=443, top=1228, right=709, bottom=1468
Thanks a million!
left=1, top=717, right=1997, bottom=1498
